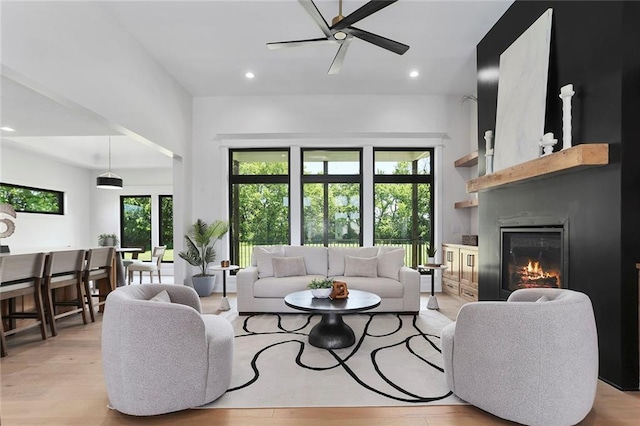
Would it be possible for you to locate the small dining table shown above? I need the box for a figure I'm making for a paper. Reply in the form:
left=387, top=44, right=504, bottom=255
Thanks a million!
left=115, top=247, right=142, bottom=286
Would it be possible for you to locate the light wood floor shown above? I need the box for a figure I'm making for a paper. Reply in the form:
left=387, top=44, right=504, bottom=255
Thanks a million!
left=1, top=292, right=638, bottom=425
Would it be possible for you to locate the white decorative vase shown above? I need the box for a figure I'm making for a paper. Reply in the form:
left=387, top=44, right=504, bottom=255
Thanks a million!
left=428, top=256, right=436, bottom=265
left=311, top=288, right=332, bottom=298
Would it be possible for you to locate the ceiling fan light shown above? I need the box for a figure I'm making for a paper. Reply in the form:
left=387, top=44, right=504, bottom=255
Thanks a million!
left=334, top=31, right=347, bottom=40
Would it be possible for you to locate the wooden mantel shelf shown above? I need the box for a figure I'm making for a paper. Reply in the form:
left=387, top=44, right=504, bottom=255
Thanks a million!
left=466, top=143, right=609, bottom=193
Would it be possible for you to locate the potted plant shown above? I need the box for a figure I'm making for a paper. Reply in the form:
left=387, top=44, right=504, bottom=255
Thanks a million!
left=308, top=277, right=334, bottom=298
left=98, top=233, right=119, bottom=247
left=179, top=219, right=229, bottom=297
left=427, top=246, right=437, bottom=265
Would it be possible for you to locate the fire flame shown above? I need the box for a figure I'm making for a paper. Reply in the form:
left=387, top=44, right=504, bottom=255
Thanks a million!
left=515, top=259, right=559, bottom=288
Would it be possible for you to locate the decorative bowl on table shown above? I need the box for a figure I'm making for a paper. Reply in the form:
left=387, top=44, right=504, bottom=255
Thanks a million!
left=311, top=288, right=332, bottom=298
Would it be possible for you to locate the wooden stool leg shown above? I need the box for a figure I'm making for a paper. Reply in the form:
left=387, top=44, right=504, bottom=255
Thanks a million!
left=33, top=281, right=48, bottom=340
left=76, top=280, right=88, bottom=325
left=83, top=279, right=96, bottom=322
left=0, top=320, right=8, bottom=357
left=139, top=271, right=142, bottom=284
left=43, top=281, right=58, bottom=337
left=158, top=270, right=162, bottom=284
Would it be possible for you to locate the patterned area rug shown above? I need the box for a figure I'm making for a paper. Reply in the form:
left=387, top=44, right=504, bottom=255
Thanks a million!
left=203, top=309, right=464, bottom=408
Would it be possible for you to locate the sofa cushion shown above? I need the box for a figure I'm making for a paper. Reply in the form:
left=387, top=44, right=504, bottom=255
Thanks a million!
left=284, top=246, right=328, bottom=276
left=272, top=256, right=307, bottom=278
left=377, top=248, right=405, bottom=281
left=255, top=246, right=286, bottom=278
left=253, top=275, right=326, bottom=298
left=328, top=247, right=379, bottom=277
left=344, top=256, right=378, bottom=278
left=339, top=276, right=404, bottom=298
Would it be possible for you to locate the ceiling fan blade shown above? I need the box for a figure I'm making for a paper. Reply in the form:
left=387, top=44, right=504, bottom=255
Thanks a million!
left=267, top=38, right=337, bottom=50
left=328, top=37, right=352, bottom=74
left=345, top=26, right=409, bottom=55
left=332, top=0, right=398, bottom=31
left=298, top=0, right=333, bottom=39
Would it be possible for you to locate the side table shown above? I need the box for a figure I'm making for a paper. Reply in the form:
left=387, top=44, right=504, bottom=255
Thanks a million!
left=208, top=265, right=239, bottom=311
left=418, top=264, right=449, bottom=310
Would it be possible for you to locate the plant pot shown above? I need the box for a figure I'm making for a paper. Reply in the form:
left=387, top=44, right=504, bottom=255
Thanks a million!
left=100, top=237, right=116, bottom=247
left=428, top=256, right=435, bottom=265
left=311, top=288, right=332, bottom=298
left=192, top=275, right=217, bottom=297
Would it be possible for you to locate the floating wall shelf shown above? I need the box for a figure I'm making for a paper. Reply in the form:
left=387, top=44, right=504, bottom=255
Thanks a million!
left=454, top=199, right=479, bottom=209
left=454, top=151, right=479, bottom=167
left=466, top=143, right=609, bottom=193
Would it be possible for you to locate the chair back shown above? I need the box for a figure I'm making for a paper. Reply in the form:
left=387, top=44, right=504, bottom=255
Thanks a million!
left=151, top=246, right=167, bottom=267
left=0, top=253, right=46, bottom=284
left=87, top=247, right=115, bottom=270
left=45, top=249, right=86, bottom=278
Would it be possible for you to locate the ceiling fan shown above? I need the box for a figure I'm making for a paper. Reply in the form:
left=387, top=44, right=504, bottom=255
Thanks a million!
left=267, top=0, right=409, bottom=74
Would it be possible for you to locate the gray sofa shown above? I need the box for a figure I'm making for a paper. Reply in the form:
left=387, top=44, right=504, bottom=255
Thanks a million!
left=236, top=245, right=420, bottom=314
left=102, top=284, right=234, bottom=415
left=441, top=288, right=598, bottom=426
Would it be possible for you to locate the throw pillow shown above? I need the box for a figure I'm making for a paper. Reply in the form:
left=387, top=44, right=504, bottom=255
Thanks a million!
left=149, top=290, right=171, bottom=303
left=536, top=295, right=550, bottom=303
left=377, top=248, right=405, bottom=280
left=272, top=256, right=307, bottom=278
left=343, top=256, right=378, bottom=278
left=255, top=246, right=285, bottom=278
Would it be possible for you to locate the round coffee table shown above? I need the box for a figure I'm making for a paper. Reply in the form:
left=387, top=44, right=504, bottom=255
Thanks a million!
left=284, top=289, right=381, bottom=349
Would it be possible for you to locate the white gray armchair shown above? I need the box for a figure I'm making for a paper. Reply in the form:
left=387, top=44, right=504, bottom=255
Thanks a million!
left=441, top=288, right=598, bottom=426
left=102, top=284, right=234, bottom=415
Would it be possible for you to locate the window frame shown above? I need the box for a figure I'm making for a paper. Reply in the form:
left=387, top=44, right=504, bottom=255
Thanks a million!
left=158, top=194, right=173, bottom=263
left=228, top=148, right=292, bottom=267
left=0, top=182, right=64, bottom=215
left=300, top=148, right=363, bottom=247
left=119, top=195, right=152, bottom=253
left=373, top=148, right=435, bottom=269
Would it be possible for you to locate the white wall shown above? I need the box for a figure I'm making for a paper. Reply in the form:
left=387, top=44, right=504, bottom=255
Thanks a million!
left=0, top=144, right=91, bottom=252
left=190, top=94, right=474, bottom=290
left=1, top=1, right=191, bottom=157
left=89, top=168, right=172, bottom=248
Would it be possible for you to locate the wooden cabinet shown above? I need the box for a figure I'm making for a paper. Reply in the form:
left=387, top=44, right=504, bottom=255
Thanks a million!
left=441, top=244, right=460, bottom=297
left=441, top=243, right=478, bottom=301
left=459, top=247, right=479, bottom=301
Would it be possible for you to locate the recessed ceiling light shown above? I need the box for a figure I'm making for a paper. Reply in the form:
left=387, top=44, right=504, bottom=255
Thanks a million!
left=409, top=70, right=420, bottom=78
left=245, top=72, right=255, bottom=79
left=0, top=126, right=16, bottom=132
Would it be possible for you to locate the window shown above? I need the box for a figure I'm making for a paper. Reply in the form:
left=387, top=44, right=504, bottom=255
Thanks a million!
left=120, top=196, right=151, bottom=258
left=159, top=195, right=173, bottom=262
left=374, top=149, right=434, bottom=268
left=0, top=183, right=64, bottom=215
left=302, top=149, right=362, bottom=247
left=229, top=149, right=290, bottom=268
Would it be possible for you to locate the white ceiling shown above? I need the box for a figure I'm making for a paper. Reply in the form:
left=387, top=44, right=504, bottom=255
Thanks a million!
left=0, top=0, right=513, bottom=170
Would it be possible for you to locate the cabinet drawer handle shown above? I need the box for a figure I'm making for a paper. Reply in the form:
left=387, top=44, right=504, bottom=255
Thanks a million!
left=467, top=254, right=475, bottom=267
left=462, top=289, right=474, bottom=297
left=447, top=251, right=453, bottom=262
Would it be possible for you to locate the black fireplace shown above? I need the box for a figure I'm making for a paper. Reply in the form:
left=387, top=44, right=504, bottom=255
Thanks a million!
left=500, top=225, right=568, bottom=300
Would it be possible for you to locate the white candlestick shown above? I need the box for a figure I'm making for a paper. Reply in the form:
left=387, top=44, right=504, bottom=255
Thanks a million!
left=484, top=130, right=494, bottom=174
left=484, top=130, right=493, bottom=152
left=559, top=84, right=575, bottom=150
left=485, top=148, right=494, bottom=174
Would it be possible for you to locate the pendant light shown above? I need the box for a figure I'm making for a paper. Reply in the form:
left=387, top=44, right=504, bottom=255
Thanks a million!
left=96, top=136, right=123, bottom=189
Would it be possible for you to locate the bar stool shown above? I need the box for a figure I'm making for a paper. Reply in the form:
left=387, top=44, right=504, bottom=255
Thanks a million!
left=83, top=247, right=115, bottom=321
left=0, top=253, right=47, bottom=357
left=42, top=249, right=88, bottom=336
